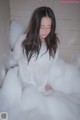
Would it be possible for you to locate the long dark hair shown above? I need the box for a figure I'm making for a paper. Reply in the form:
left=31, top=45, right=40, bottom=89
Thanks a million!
left=22, top=6, right=59, bottom=63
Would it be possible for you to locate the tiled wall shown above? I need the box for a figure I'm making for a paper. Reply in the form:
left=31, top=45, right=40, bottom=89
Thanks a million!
left=10, top=0, right=54, bottom=26
left=0, top=0, right=10, bottom=87
left=53, top=0, right=80, bottom=62
left=10, top=0, right=80, bottom=63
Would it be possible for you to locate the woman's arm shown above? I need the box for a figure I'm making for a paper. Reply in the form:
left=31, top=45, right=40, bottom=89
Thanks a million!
left=54, top=46, right=59, bottom=63
left=13, top=34, right=26, bottom=63
left=44, top=46, right=59, bottom=92
left=7, top=34, right=26, bottom=69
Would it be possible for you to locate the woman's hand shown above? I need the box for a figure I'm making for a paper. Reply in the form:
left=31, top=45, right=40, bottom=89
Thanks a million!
left=45, top=84, right=53, bottom=91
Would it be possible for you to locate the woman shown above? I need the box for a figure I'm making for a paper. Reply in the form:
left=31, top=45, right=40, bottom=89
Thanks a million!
left=13, top=6, right=59, bottom=92
left=1, top=7, right=80, bottom=120
left=0, top=6, right=59, bottom=110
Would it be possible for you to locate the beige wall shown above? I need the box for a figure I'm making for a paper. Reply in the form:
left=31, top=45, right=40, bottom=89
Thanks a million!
left=10, top=0, right=80, bottom=63
left=0, top=0, right=10, bottom=86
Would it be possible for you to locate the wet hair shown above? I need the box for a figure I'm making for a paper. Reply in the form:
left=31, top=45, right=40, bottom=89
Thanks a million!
left=22, top=6, right=59, bottom=63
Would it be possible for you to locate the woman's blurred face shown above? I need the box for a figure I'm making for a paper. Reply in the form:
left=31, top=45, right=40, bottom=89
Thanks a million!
left=39, top=16, right=52, bottom=41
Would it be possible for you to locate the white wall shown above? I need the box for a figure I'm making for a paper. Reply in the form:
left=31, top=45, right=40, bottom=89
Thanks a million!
left=10, top=0, right=80, bottom=63
left=53, top=0, right=80, bottom=62
left=0, top=0, right=10, bottom=87
left=10, top=0, right=54, bottom=26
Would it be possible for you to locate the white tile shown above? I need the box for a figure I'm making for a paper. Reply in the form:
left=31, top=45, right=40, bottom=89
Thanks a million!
left=59, top=48, right=80, bottom=62
left=53, top=0, right=80, bottom=20
left=10, top=9, right=32, bottom=17
left=57, top=30, right=80, bottom=47
left=11, top=16, right=31, bottom=26
left=10, top=0, right=53, bottom=10
left=56, top=19, right=80, bottom=31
